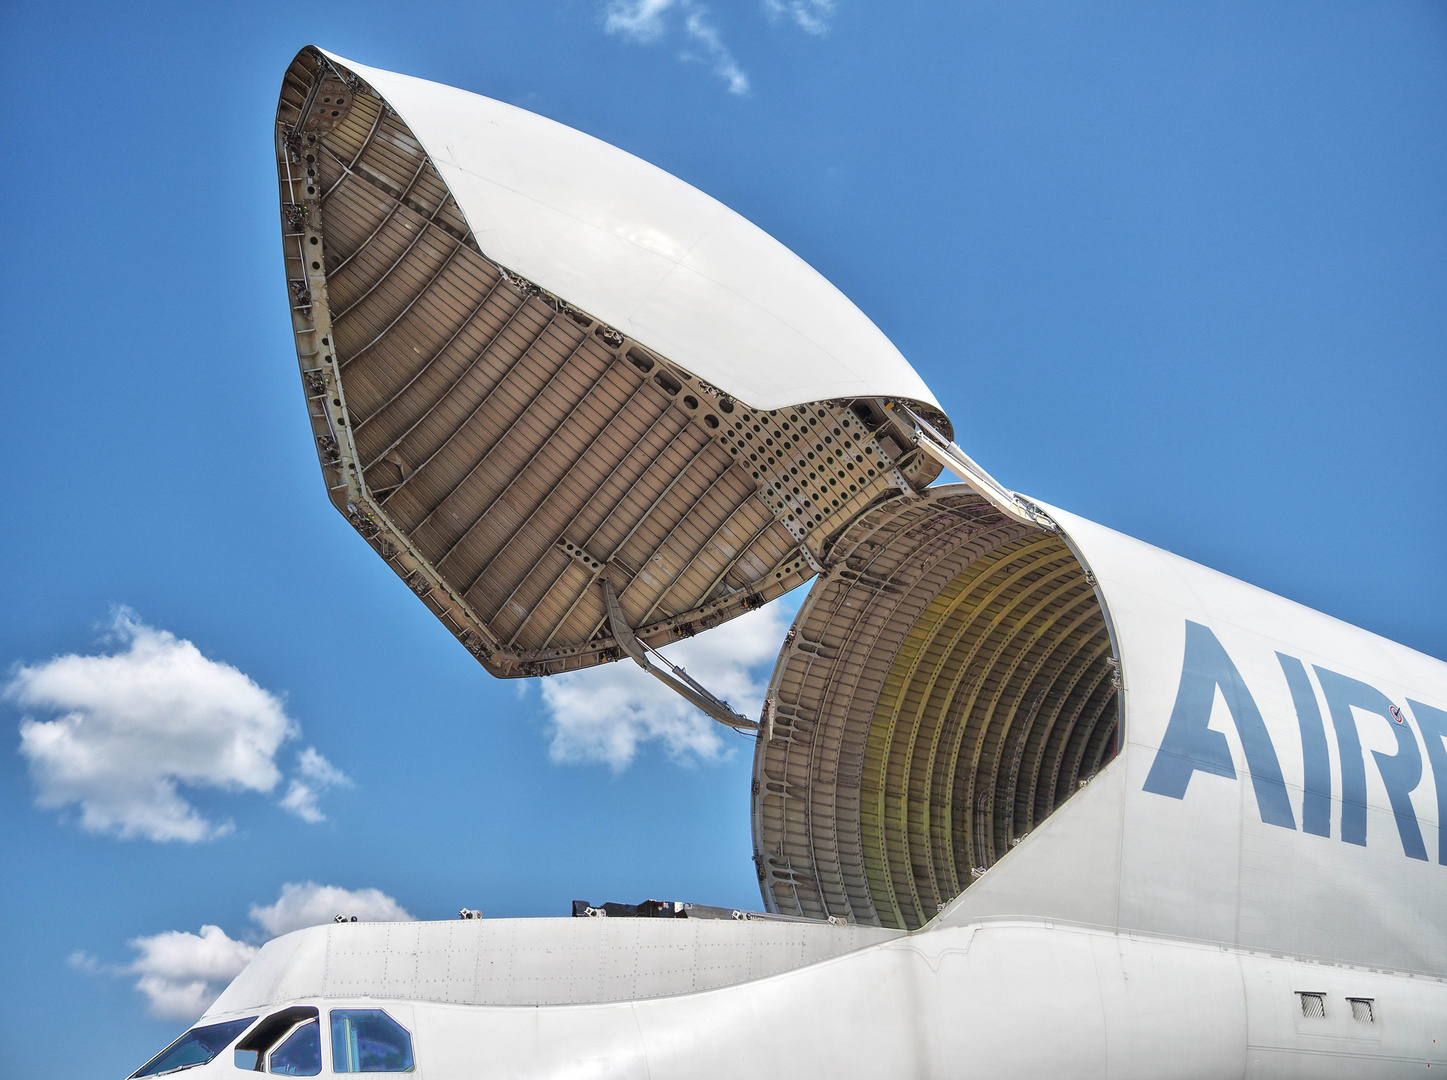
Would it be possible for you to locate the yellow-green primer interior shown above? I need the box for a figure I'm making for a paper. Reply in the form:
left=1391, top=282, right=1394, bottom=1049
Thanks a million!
left=753, top=488, right=1119, bottom=930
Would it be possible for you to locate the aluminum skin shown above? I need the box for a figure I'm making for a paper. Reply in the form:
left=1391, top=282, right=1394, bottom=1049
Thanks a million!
left=143, top=47, right=1447, bottom=1080
left=167, top=916, right=1447, bottom=1079
left=317, top=50, right=940, bottom=415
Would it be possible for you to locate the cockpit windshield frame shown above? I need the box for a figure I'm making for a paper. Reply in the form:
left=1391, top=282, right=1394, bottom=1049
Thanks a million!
left=128, top=1016, right=257, bottom=1078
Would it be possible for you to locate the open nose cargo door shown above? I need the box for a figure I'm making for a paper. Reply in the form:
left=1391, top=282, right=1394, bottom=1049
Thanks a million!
left=274, top=47, right=1121, bottom=926
left=273, top=46, right=1040, bottom=677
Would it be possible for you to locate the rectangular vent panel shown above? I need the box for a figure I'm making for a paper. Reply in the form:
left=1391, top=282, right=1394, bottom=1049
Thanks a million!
left=1348, top=997, right=1375, bottom=1023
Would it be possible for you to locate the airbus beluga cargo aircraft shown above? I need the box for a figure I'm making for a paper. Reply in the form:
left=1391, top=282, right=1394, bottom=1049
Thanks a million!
left=128, top=46, right=1446, bottom=1079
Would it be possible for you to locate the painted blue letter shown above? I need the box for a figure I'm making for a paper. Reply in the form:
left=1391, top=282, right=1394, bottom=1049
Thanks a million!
left=1144, top=622, right=1295, bottom=829
left=1314, top=667, right=1427, bottom=861
left=1277, top=653, right=1332, bottom=838
left=1407, top=699, right=1447, bottom=865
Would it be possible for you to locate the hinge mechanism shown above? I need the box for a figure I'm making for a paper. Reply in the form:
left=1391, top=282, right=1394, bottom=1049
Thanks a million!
left=603, top=580, right=759, bottom=732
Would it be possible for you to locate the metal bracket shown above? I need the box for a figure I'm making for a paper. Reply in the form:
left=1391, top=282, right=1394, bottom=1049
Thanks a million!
left=603, top=580, right=759, bottom=732
left=886, top=401, right=1055, bottom=530
left=796, top=543, right=825, bottom=575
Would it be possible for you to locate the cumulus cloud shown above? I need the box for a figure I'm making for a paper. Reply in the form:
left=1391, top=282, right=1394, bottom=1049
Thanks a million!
left=127, top=926, right=259, bottom=1022
left=539, top=598, right=793, bottom=770
left=7, top=609, right=345, bottom=840
left=763, top=0, right=835, bottom=35
left=604, top=0, right=750, bottom=95
left=73, top=882, right=415, bottom=1022
left=249, top=881, right=413, bottom=938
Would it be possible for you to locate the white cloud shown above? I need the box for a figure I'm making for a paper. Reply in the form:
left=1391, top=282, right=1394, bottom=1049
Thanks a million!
left=605, top=0, right=676, bottom=41
left=603, top=0, right=750, bottom=95
left=297, top=746, right=350, bottom=787
left=763, top=0, right=835, bottom=35
left=74, top=882, right=415, bottom=1022
left=6, top=609, right=344, bottom=840
left=682, top=8, right=750, bottom=95
left=127, top=926, right=259, bottom=1021
left=249, top=881, right=414, bottom=938
left=278, top=781, right=323, bottom=823
left=539, top=598, right=793, bottom=769
left=66, top=949, right=105, bottom=975
left=278, top=747, right=352, bottom=824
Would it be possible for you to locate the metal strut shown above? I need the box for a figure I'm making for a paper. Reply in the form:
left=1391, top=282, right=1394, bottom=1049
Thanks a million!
left=602, top=581, right=759, bottom=732
left=884, top=401, right=1056, bottom=530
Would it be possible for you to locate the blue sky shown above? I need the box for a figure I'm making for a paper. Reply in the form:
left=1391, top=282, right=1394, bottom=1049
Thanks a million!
left=1, top=2, right=1443, bottom=1076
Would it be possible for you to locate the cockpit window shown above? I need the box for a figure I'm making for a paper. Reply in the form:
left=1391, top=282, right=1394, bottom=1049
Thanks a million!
left=330, top=1010, right=414, bottom=1072
left=236, top=1005, right=319, bottom=1070
left=268, top=1020, right=322, bottom=1076
left=129, top=1016, right=256, bottom=1077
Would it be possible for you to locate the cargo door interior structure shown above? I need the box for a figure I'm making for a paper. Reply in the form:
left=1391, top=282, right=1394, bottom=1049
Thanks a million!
left=275, top=47, right=1122, bottom=933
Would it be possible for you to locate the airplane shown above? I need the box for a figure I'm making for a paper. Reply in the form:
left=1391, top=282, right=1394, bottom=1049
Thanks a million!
left=126, top=45, right=1447, bottom=1079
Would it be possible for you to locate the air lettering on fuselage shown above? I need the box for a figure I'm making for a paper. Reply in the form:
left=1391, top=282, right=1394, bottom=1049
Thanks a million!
left=1144, top=620, right=1445, bottom=863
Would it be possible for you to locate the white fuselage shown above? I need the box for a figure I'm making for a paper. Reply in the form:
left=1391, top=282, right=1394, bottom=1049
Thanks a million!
left=226, top=47, right=1447, bottom=1080
left=181, top=916, right=1447, bottom=1079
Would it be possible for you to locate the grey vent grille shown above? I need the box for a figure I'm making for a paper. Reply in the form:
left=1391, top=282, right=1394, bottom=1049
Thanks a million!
left=1348, top=997, right=1375, bottom=1023
left=1298, top=992, right=1326, bottom=1019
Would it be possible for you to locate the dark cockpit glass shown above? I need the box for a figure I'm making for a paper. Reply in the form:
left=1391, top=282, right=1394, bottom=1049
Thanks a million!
left=129, top=1016, right=257, bottom=1077
left=330, top=1010, right=414, bottom=1072
left=268, top=1020, right=322, bottom=1076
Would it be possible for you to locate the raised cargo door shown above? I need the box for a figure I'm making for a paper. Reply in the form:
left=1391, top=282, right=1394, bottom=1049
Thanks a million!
left=273, top=47, right=1037, bottom=681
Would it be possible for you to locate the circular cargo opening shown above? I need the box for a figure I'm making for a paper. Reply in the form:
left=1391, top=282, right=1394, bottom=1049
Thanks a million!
left=752, top=486, right=1120, bottom=930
